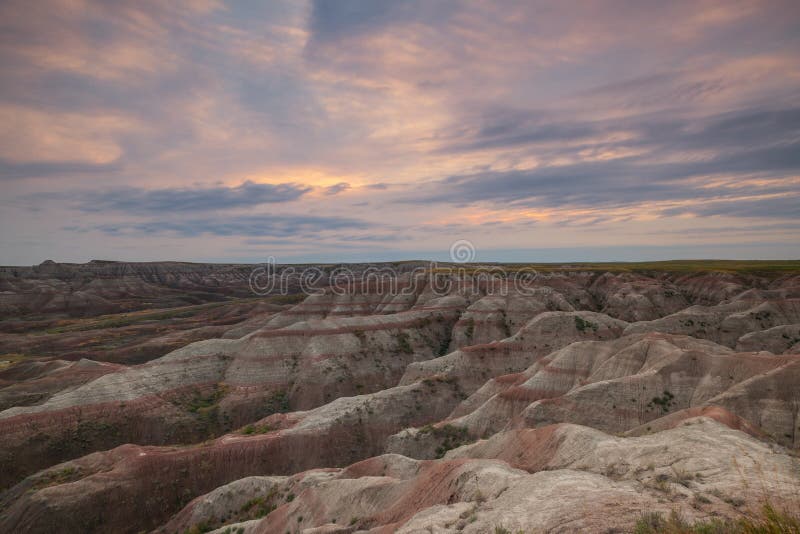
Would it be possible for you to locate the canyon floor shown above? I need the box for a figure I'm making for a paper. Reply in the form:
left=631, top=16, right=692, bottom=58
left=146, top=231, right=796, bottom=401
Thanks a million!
left=1, top=260, right=799, bottom=533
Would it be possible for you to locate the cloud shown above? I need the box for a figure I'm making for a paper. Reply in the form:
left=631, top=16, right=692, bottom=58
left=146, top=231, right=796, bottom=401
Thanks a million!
left=0, top=105, right=142, bottom=165
left=32, top=181, right=312, bottom=213
left=0, top=160, right=121, bottom=180
left=324, top=182, right=351, bottom=195
left=435, top=104, right=800, bottom=158
left=2, top=0, right=800, bottom=264
left=309, top=0, right=415, bottom=42
left=88, top=213, right=370, bottom=237
left=404, top=104, right=800, bottom=218
left=660, top=196, right=800, bottom=219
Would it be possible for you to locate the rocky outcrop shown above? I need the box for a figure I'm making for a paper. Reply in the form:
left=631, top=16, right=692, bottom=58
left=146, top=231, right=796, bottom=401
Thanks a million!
left=400, top=310, right=628, bottom=395
left=0, top=298, right=462, bottom=488
left=140, top=417, right=799, bottom=533
left=624, top=298, right=800, bottom=347
left=0, top=378, right=465, bottom=533
left=588, top=272, right=689, bottom=321
left=735, top=323, right=800, bottom=353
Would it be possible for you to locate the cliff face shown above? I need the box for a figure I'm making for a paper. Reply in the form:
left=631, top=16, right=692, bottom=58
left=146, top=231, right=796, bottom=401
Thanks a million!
left=0, top=264, right=799, bottom=533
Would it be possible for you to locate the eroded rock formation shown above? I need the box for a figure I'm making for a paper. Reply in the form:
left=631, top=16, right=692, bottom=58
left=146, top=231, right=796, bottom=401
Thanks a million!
left=1, top=263, right=799, bottom=533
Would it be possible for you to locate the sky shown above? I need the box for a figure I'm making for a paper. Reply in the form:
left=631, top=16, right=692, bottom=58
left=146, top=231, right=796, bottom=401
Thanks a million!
left=1, top=0, right=799, bottom=265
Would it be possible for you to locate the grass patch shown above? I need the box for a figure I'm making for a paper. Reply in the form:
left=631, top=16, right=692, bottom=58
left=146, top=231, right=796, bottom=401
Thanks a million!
left=419, top=424, right=475, bottom=458
left=186, top=384, right=229, bottom=415
left=574, top=316, right=598, bottom=333
left=396, top=331, right=413, bottom=354
left=488, top=259, right=800, bottom=275
left=39, top=297, right=270, bottom=335
left=464, top=318, right=475, bottom=342
left=0, top=353, right=28, bottom=369
left=31, top=466, right=82, bottom=490
left=241, top=423, right=273, bottom=435
left=240, top=493, right=277, bottom=519
left=265, top=390, right=290, bottom=414
left=175, top=383, right=231, bottom=437
left=633, top=504, right=800, bottom=533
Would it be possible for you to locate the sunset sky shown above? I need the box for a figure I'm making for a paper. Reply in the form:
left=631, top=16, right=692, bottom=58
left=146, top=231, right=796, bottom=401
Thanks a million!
left=1, top=0, right=799, bottom=264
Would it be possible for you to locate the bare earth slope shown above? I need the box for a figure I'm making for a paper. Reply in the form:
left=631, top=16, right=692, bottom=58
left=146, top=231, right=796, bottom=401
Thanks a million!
left=0, top=262, right=799, bottom=533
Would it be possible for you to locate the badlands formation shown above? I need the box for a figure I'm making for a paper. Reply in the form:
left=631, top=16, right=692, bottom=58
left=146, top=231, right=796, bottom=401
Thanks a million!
left=0, top=261, right=799, bottom=533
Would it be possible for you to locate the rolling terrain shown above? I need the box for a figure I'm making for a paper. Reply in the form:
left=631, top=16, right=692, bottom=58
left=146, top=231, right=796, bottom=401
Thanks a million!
left=1, top=260, right=799, bottom=533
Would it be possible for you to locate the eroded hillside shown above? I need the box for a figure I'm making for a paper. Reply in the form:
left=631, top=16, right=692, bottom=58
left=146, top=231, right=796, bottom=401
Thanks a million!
left=1, top=262, right=799, bottom=533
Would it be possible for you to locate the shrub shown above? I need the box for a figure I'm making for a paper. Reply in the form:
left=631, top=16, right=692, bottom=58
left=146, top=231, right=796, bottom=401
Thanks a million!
left=265, top=390, right=290, bottom=414
left=574, top=316, right=598, bottom=333
left=396, top=332, right=413, bottom=354
left=464, top=318, right=475, bottom=340
left=647, top=390, right=676, bottom=414
left=417, top=424, right=474, bottom=458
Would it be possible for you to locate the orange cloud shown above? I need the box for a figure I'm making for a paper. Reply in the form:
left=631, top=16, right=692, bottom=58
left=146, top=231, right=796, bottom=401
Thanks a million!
left=0, top=105, right=143, bottom=165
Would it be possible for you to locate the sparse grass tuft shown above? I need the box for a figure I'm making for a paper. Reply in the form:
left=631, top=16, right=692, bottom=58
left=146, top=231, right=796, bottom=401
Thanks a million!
left=648, top=391, right=676, bottom=414
left=396, top=331, right=413, bottom=354
left=32, top=465, right=82, bottom=490
left=633, top=504, right=800, bottom=533
left=574, top=316, right=598, bottom=333
left=418, top=424, right=475, bottom=458
left=671, top=466, right=694, bottom=487
left=241, top=423, right=273, bottom=435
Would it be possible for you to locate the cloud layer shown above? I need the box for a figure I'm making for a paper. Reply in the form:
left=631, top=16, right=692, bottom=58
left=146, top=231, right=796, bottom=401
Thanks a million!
left=1, top=0, right=799, bottom=263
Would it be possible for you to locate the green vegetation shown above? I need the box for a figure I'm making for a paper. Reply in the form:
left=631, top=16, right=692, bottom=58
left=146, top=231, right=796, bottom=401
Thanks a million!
left=0, top=353, right=28, bottom=369
left=265, top=390, right=290, bottom=414
left=189, top=488, right=280, bottom=533
left=32, top=466, right=82, bottom=490
left=44, top=420, right=122, bottom=458
left=241, top=423, right=273, bottom=435
left=633, top=504, right=800, bottom=533
left=42, top=302, right=230, bottom=334
left=496, top=259, right=800, bottom=275
left=396, top=331, right=413, bottom=354
left=419, top=424, right=475, bottom=458
left=186, top=384, right=229, bottom=414
left=464, top=318, right=475, bottom=341
left=36, top=294, right=302, bottom=335
left=184, top=523, right=213, bottom=534
left=438, top=335, right=452, bottom=356
left=574, top=316, right=599, bottom=333
left=177, top=383, right=230, bottom=437
left=781, top=332, right=800, bottom=346
left=670, top=466, right=696, bottom=487
left=647, top=390, right=676, bottom=414
left=710, top=488, right=745, bottom=508
left=239, top=493, right=277, bottom=519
